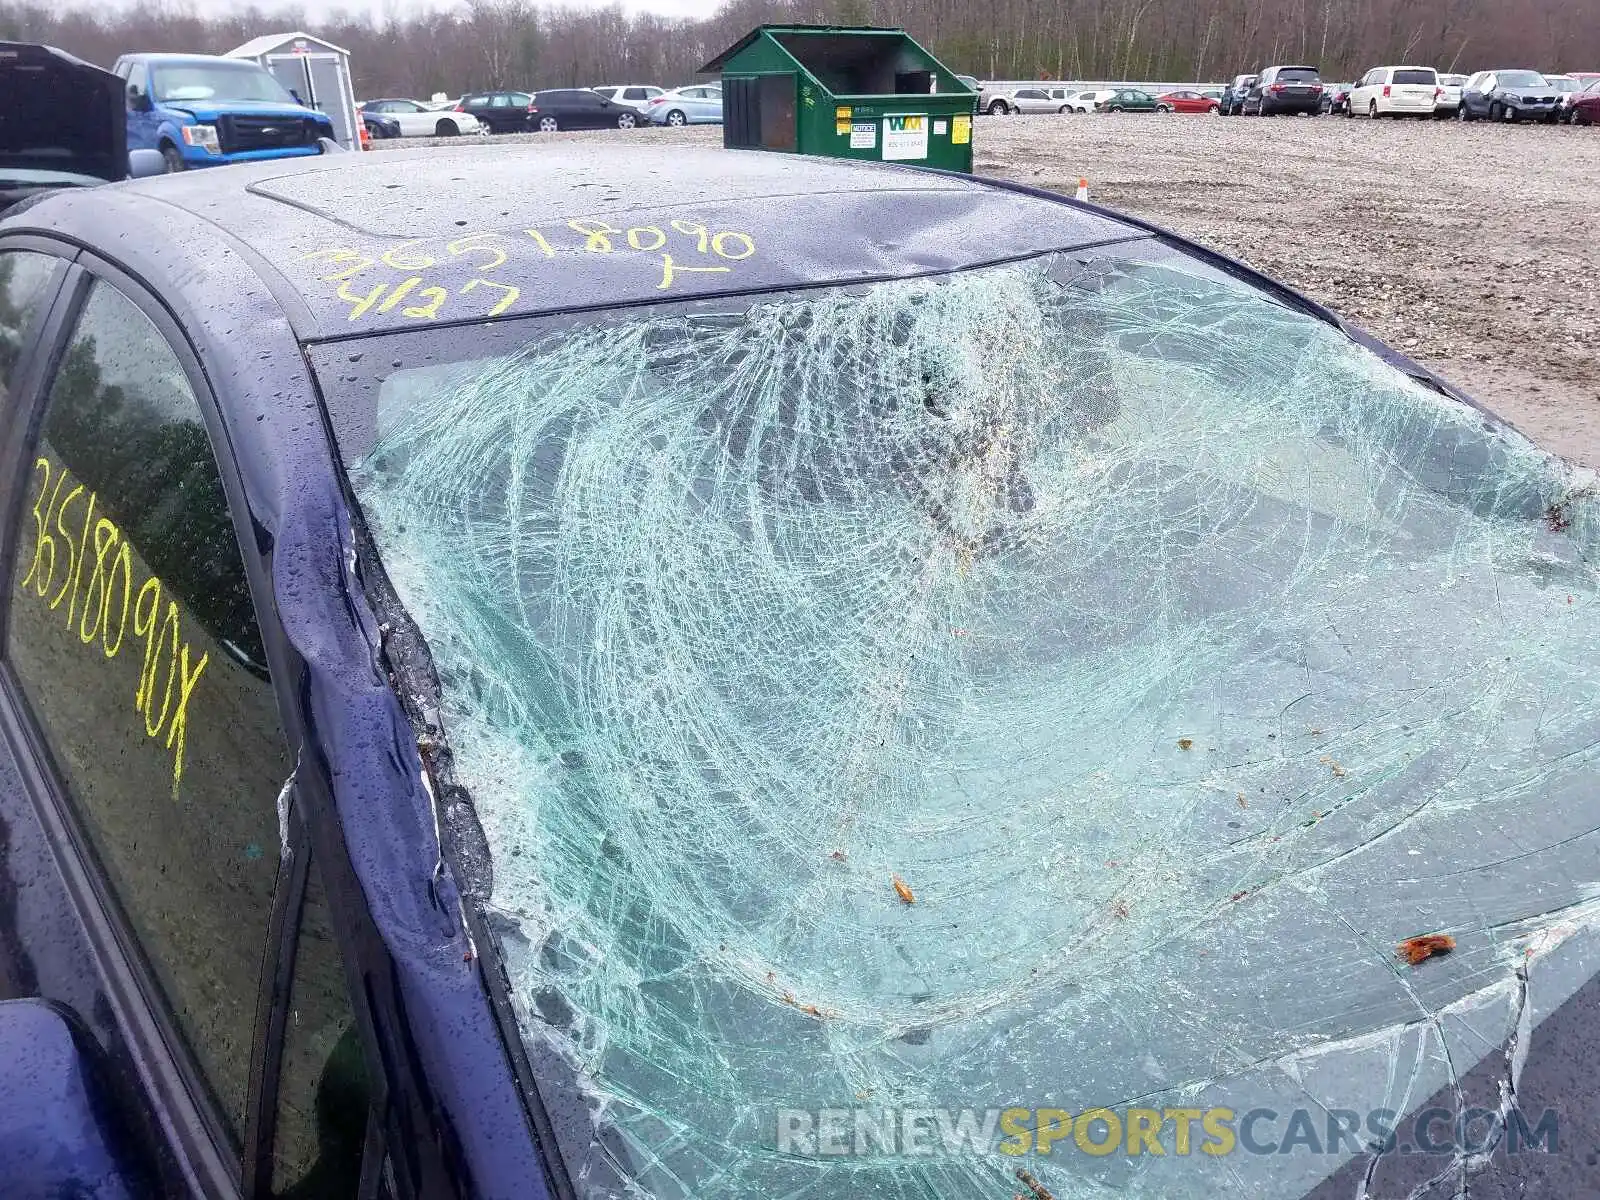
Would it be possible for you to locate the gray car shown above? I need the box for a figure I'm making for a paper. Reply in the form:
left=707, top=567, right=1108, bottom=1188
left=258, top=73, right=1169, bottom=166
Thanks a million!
left=1004, top=87, right=1077, bottom=115
left=646, top=84, right=722, bottom=127
left=1458, top=70, right=1561, bottom=122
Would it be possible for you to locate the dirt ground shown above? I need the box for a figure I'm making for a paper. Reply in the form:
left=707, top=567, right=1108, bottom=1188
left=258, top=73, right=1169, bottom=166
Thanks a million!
left=377, top=117, right=1599, bottom=467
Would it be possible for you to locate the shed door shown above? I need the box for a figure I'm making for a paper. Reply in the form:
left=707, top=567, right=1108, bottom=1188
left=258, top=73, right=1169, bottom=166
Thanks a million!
left=265, top=55, right=312, bottom=106
left=307, top=56, right=353, bottom=143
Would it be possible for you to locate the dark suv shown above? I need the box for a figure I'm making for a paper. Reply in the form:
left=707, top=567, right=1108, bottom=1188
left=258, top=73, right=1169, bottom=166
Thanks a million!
left=455, top=89, right=533, bottom=133
left=1244, top=65, right=1324, bottom=115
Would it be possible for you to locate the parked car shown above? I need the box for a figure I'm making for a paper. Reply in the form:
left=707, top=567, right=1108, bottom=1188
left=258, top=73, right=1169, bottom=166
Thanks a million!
left=1458, top=70, right=1561, bottom=122
left=1570, top=77, right=1600, bottom=125
left=1066, top=88, right=1116, bottom=113
left=1318, top=82, right=1356, bottom=113
left=592, top=84, right=665, bottom=113
left=1348, top=66, right=1439, bottom=118
left=1156, top=89, right=1220, bottom=113
left=1219, top=74, right=1258, bottom=115
left=3, top=138, right=1595, bottom=1200
left=361, top=97, right=482, bottom=137
left=1102, top=88, right=1159, bottom=113
left=1003, top=87, right=1077, bottom=114
left=1435, top=73, right=1467, bottom=115
left=455, top=89, right=534, bottom=133
left=1548, top=75, right=1584, bottom=121
left=1243, top=65, right=1324, bottom=115
left=361, top=109, right=401, bottom=140
left=523, top=88, right=640, bottom=131
left=645, top=84, right=723, bottom=126
left=0, top=41, right=164, bottom=216
left=112, top=52, right=337, bottom=172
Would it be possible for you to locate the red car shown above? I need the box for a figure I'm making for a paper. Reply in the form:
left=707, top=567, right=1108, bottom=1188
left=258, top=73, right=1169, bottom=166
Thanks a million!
left=1157, top=89, right=1222, bottom=114
left=1572, top=79, right=1600, bottom=125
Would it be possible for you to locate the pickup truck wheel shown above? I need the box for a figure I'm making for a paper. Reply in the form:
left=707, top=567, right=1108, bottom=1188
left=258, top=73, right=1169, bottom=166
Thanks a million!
left=435, top=119, right=459, bottom=136
left=160, top=144, right=186, bottom=173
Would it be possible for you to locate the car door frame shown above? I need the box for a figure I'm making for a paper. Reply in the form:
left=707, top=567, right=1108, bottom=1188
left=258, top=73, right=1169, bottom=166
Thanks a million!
left=0, top=236, right=393, bottom=1199
left=0, top=244, right=266, bottom=1196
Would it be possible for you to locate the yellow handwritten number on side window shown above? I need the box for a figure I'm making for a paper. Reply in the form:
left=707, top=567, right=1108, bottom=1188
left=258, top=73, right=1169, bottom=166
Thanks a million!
left=21, top=456, right=209, bottom=799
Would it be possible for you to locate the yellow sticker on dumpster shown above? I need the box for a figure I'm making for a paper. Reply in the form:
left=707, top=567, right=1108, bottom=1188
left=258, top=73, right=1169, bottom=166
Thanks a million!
left=836, top=119, right=850, bottom=135
left=835, top=106, right=852, bottom=120
left=952, top=114, right=972, bottom=144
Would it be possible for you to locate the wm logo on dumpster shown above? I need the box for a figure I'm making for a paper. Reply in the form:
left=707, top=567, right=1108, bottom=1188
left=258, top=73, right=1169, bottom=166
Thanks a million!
left=886, top=116, right=925, bottom=132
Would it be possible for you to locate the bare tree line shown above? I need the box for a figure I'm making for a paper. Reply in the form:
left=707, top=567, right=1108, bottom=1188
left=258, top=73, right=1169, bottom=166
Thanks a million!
left=2, top=0, right=1594, bottom=100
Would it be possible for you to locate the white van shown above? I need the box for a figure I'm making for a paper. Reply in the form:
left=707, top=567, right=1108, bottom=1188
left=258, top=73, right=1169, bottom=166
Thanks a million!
left=1349, top=66, right=1440, bottom=118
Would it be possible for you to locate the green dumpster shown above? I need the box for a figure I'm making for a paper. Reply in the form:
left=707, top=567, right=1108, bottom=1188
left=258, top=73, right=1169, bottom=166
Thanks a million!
left=702, top=25, right=977, bottom=173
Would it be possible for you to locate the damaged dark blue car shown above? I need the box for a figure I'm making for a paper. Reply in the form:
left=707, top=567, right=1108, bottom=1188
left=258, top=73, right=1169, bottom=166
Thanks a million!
left=0, top=145, right=1595, bottom=1200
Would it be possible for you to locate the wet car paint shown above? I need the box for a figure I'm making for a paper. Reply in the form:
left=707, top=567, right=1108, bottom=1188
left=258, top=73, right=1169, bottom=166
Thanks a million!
left=0, top=146, right=1594, bottom=1198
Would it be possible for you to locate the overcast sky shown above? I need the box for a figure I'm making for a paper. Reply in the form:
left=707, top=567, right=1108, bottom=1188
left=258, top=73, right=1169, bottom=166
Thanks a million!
left=121, top=0, right=723, bottom=20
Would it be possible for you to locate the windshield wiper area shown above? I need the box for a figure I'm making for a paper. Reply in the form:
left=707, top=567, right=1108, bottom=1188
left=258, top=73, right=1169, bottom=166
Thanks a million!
left=348, top=252, right=1600, bottom=1200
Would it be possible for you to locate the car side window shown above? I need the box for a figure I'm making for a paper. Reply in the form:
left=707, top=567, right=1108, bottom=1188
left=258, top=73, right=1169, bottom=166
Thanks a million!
left=7, top=278, right=291, bottom=1145
left=0, top=251, right=58, bottom=395
left=124, top=61, right=148, bottom=99
left=269, top=854, right=369, bottom=1198
left=488, top=93, right=510, bottom=107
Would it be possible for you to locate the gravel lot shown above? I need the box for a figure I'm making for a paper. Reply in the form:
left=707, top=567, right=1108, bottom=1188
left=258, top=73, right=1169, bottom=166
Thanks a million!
left=375, top=117, right=1599, bottom=467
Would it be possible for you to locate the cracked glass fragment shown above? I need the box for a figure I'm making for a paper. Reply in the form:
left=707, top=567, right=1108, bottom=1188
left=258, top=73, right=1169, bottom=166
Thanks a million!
left=341, top=248, right=1599, bottom=1199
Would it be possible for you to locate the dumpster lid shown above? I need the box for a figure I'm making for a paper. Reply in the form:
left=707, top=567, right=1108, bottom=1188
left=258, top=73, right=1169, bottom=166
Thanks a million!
left=701, top=23, right=907, bottom=74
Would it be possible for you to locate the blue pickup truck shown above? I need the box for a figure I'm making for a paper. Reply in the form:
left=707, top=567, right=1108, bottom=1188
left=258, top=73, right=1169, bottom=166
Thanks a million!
left=111, top=52, right=336, bottom=172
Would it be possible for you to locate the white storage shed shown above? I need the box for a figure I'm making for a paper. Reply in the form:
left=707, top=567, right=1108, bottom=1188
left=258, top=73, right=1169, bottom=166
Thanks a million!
left=227, top=32, right=360, bottom=149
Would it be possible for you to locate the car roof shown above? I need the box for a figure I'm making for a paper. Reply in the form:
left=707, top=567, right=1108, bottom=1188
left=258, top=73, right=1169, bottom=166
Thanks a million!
left=4, top=145, right=1148, bottom=342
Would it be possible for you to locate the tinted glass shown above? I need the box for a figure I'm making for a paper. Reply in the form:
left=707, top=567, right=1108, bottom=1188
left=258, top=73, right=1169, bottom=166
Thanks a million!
left=0, top=251, right=58, bottom=394
left=1277, top=67, right=1320, bottom=81
left=8, top=280, right=288, bottom=1142
left=1393, top=70, right=1436, bottom=85
left=271, top=854, right=369, bottom=1198
left=624, top=88, right=647, bottom=101
left=489, top=94, right=511, bottom=107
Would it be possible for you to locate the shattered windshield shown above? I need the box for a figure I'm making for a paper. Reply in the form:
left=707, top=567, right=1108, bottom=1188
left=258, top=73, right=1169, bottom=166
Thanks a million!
left=324, top=246, right=1598, bottom=1199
